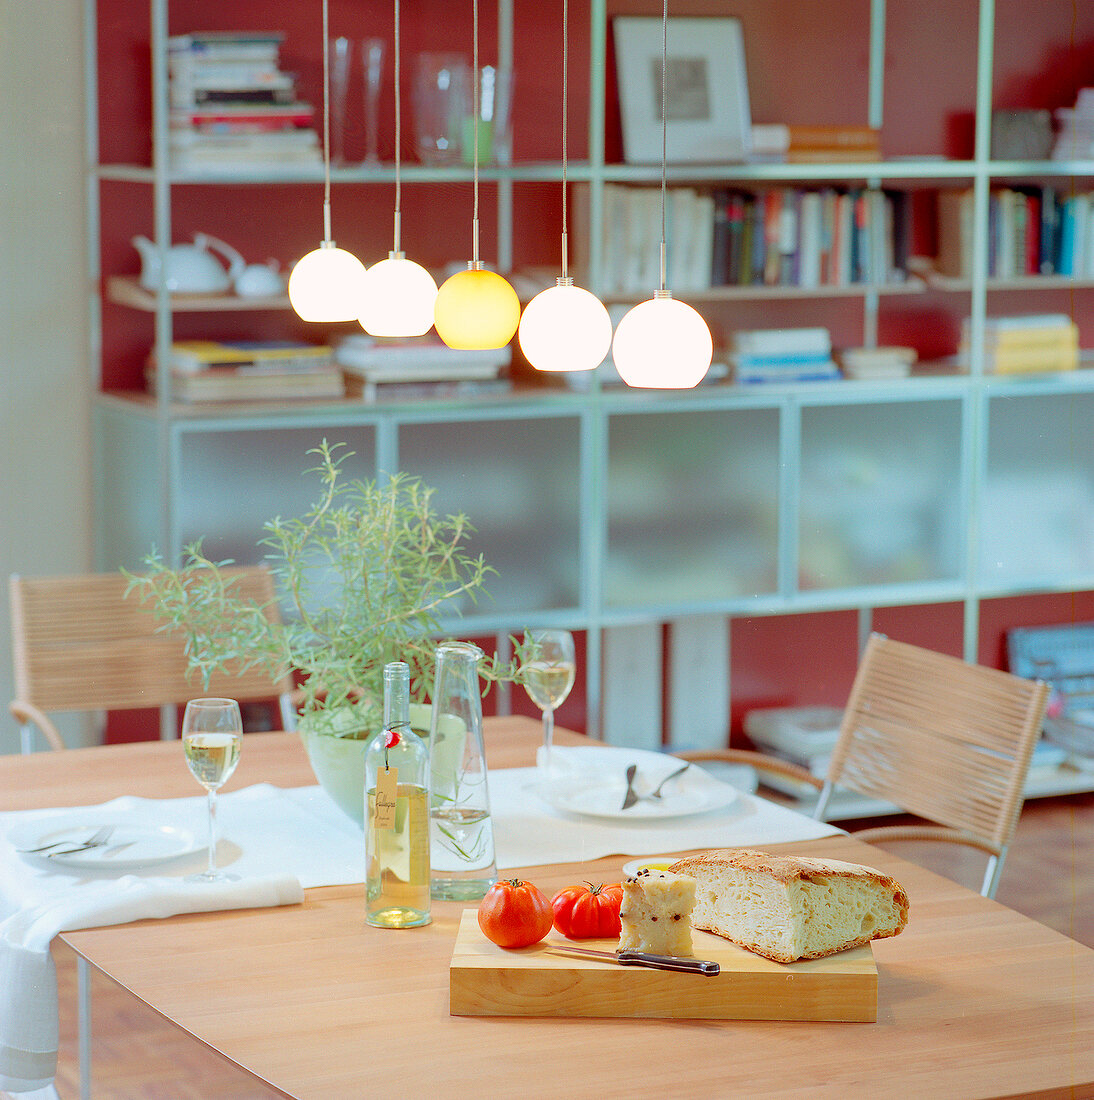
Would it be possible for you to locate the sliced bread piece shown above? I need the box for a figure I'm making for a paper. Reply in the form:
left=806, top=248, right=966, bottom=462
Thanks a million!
left=669, top=848, right=908, bottom=963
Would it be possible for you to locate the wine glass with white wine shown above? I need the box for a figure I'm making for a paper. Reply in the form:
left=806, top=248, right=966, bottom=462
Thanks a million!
left=182, top=697, right=243, bottom=883
left=522, top=629, right=576, bottom=770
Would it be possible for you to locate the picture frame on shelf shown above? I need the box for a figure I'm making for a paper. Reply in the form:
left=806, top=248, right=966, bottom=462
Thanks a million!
left=613, top=16, right=752, bottom=165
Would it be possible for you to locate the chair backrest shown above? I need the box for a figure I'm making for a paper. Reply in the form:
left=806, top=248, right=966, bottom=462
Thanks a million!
left=820, top=633, right=1050, bottom=854
left=10, top=566, right=295, bottom=719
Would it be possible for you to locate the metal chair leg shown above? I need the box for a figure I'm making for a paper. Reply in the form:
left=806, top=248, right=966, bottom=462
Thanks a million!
left=77, top=956, right=91, bottom=1100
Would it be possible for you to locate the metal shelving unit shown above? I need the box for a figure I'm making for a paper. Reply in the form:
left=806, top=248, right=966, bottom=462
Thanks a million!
left=88, top=1, right=1094, bottom=803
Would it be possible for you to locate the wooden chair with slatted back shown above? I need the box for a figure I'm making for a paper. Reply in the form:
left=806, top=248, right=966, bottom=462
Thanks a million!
left=9, top=567, right=297, bottom=752
left=812, top=632, right=1050, bottom=898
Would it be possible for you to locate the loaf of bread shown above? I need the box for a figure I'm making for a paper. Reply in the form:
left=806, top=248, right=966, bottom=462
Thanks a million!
left=617, top=869, right=696, bottom=956
left=668, top=848, right=908, bottom=963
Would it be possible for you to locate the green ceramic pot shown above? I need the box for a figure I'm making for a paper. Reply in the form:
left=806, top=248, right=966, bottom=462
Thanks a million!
left=299, top=703, right=433, bottom=827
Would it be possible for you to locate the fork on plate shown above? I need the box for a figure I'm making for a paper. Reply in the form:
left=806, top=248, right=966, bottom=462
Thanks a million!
left=19, top=824, right=116, bottom=856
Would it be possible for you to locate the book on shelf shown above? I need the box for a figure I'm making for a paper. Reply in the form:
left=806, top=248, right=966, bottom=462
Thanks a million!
left=167, top=31, right=285, bottom=60
left=733, top=326, right=831, bottom=356
left=730, top=327, right=839, bottom=383
left=335, top=334, right=510, bottom=380
left=749, top=123, right=881, bottom=164
left=171, top=103, right=316, bottom=132
left=161, top=339, right=334, bottom=374
left=935, top=186, right=1094, bottom=280
left=960, top=314, right=1079, bottom=374
left=839, top=345, right=916, bottom=380
left=574, top=183, right=908, bottom=294
left=342, top=375, right=513, bottom=403
left=145, top=365, right=345, bottom=403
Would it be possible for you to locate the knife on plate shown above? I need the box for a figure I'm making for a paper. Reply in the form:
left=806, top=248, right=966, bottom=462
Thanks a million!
left=620, top=763, right=639, bottom=810
left=545, top=943, right=719, bottom=975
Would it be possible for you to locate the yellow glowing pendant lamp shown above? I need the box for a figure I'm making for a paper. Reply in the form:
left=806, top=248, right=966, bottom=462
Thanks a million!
left=517, top=0, right=611, bottom=372
left=289, top=0, right=368, bottom=322
left=434, top=0, right=520, bottom=350
left=611, top=0, right=712, bottom=388
left=357, top=0, right=438, bottom=337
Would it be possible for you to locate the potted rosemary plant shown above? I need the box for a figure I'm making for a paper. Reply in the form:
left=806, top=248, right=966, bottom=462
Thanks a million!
left=126, top=440, right=518, bottom=825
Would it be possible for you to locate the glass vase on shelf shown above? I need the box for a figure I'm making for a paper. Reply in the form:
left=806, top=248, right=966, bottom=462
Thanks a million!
left=428, top=641, right=497, bottom=901
left=365, top=661, right=431, bottom=928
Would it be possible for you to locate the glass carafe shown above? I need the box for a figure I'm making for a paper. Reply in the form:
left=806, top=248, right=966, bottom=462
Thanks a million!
left=428, top=642, right=497, bottom=900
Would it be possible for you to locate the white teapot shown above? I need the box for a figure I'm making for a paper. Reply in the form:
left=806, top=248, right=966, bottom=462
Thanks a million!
left=132, top=232, right=245, bottom=294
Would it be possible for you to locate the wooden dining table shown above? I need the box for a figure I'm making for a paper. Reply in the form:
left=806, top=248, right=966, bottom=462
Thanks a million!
left=5, top=716, right=1093, bottom=1099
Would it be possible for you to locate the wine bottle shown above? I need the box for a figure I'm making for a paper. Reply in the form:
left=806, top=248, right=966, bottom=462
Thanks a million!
left=365, top=662, right=431, bottom=928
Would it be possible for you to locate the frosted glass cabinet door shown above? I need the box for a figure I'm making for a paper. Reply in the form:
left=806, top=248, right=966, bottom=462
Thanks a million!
left=605, top=408, right=780, bottom=609
left=980, top=393, right=1094, bottom=586
left=177, top=426, right=377, bottom=563
left=398, top=416, right=582, bottom=616
left=799, top=401, right=963, bottom=591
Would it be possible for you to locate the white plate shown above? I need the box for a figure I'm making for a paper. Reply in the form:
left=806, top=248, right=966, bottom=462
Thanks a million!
left=9, top=816, right=200, bottom=870
left=538, top=746, right=739, bottom=821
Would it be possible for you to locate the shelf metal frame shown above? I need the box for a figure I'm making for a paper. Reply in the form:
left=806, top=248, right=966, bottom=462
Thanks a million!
left=89, top=0, right=1094, bottom=767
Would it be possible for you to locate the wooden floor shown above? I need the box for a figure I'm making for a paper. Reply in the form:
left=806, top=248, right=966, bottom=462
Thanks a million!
left=46, top=789, right=1094, bottom=1099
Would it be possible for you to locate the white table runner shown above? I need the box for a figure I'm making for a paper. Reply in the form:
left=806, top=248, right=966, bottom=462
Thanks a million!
left=488, top=766, right=842, bottom=868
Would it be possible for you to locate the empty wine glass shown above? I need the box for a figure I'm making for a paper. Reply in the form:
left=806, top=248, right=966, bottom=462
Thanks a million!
left=329, top=36, right=352, bottom=166
left=182, top=698, right=243, bottom=883
left=362, top=38, right=386, bottom=165
left=522, top=629, right=576, bottom=764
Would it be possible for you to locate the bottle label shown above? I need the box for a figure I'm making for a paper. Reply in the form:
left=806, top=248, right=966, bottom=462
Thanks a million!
left=373, top=766, right=399, bottom=829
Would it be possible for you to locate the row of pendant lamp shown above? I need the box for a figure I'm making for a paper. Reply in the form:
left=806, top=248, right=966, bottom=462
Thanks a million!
left=287, top=243, right=713, bottom=389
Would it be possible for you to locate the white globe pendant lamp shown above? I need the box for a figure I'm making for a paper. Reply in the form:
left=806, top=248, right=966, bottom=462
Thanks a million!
left=434, top=0, right=521, bottom=350
left=612, top=291, right=713, bottom=388
left=357, top=0, right=438, bottom=337
left=288, top=0, right=368, bottom=323
left=519, top=281, right=612, bottom=372
left=517, top=0, right=612, bottom=372
left=611, top=0, right=712, bottom=389
left=289, top=243, right=368, bottom=323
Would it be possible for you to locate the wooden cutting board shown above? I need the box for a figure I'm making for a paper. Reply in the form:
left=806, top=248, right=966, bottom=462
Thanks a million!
left=450, top=910, right=877, bottom=1021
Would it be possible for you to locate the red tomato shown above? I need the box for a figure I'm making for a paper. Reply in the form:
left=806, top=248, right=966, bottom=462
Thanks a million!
left=551, top=882, right=624, bottom=940
left=477, top=878, right=554, bottom=948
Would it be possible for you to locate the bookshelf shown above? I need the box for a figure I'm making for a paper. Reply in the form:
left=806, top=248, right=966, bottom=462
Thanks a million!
left=89, top=0, right=1094, bottom=801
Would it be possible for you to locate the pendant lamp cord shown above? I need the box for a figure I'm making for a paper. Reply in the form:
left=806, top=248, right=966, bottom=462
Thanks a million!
left=322, top=0, right=332, bottom=243
left=393, top=0, right=402, bottom=252
left=659, top=0, right=668, bottom=292
left=560, top=0, right=569, bottom=279
left=472, top=0, right=481, bottom=265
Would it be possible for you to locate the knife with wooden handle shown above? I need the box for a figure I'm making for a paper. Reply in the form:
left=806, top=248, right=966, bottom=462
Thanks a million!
left=546, top=943, right=719, bottom=975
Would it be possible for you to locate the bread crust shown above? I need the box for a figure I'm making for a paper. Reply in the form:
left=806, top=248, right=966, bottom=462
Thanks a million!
left=669, top=848, right=910, bottom=963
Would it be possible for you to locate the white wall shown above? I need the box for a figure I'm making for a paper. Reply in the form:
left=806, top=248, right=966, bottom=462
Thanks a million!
left=0, top=1, right=91, bottom=752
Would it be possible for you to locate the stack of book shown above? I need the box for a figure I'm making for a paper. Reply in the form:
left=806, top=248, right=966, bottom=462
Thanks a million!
left=839, top=345, right=917, bottom=380
left=749, top=124, right=882, bottom=164
left=961, top=314, right=1079, bottom=374
left=146, top=340, right=343, bottom=402
left=335, top=335, right=511, bottom=402
left=1052, top=88, right=1094, bottom=160
left=167, top=31, right=321, bottom=175
left=730, top=327, right=840, bottom=384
